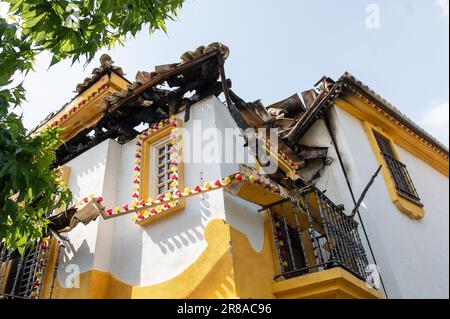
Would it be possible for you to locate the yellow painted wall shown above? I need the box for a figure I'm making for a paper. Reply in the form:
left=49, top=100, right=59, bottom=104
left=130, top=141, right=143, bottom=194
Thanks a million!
left=229, top=214, right=277, bottom=299
left=40, top=210, right=380, bottom=299
left=41, top=219, right=237, bottom=299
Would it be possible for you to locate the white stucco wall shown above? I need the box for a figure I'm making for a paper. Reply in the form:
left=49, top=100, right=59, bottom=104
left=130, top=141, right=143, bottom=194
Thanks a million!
left=109, top=96, right=234, bottom=286
left=330, top=106, right=449, bottom=299
left=58, top=139, right=111, bottom=286
left=210, top=98, right=265, bottom=252
left=298, top=118, right=356, bottom=212
left=57, top=95, right=265, bottom=287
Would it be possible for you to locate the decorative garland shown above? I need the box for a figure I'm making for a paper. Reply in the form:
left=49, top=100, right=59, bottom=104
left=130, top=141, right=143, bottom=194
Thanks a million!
left=50, top=84, right=109, bottom=127
left=256, top=133, right=302, bottom=176
left=108, top=170, right=283, bottom=215
left=243, top=170, right=282, bottom=195
left=272, top=215, right=292, bottom=278
left=69, top=117, right=290, bottom=224
left=130, top=116, right=180, bottom=222
left=72, top=170, right=286, bottom=224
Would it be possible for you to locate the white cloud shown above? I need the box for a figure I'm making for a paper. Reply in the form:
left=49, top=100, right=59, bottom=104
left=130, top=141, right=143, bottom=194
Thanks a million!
left=437, top=0, right=449, bottom=18
left=419, top=101, right=449, bottom=147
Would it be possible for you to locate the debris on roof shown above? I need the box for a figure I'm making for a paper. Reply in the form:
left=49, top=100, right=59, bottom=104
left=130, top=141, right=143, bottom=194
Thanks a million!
left=286, top=72, right=449, bottom=159
left=340, top=72, right=448, bottom=155
left=52, top=43, right=230, bottom=166
left=180, top=42, right=230, bottom=64
left=34, top=43, right=447, bottom=172
left=75, top=54, right=125, bottom=94
left=103, top=42, right=230, bottom=113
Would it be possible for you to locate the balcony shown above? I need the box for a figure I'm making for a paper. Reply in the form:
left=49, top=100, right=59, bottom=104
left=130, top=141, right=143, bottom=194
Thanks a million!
left=265, top=186, right=382, bottom=299
left=0, top=242, right=49, bottom=299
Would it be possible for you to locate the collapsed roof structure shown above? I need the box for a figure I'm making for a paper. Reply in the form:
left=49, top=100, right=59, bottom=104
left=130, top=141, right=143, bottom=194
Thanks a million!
left=31, top=42, right=448, bottom=177
left=28, top=41, right=448, bottom=239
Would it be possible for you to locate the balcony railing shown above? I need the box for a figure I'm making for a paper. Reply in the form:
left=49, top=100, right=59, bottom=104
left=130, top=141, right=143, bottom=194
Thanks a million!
left=269, top=187, right=371, bottom=283
left=0, top=241, right=48, bottom=299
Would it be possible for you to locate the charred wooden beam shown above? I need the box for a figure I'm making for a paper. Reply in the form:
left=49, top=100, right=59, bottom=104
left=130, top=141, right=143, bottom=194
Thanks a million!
left=286, top=82, right=344, bottom=145
left=54, top=82, right=229, bottom=166
left=53, top=53, right=227, bottom=166
left=112, top=50, right=221, bottom=110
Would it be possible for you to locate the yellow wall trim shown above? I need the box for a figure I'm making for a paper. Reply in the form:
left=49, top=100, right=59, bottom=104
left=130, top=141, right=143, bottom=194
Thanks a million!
left=34, top=72, right=130, bottom=142
left=0, top=260, right=12, bottom=293
left=336, top=96, right=449, bottom=177
left=273, top=267, right=383, bottom=299
left=362, top=121, right=425, bottom=220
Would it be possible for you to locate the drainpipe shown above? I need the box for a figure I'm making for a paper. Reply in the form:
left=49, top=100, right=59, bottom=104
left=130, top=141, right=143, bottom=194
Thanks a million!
left=324, top=113, right=389, bottom=299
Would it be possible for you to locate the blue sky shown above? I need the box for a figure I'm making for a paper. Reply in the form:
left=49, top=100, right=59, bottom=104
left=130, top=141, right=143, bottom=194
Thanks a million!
left=3, top=0, right=449, bottom=145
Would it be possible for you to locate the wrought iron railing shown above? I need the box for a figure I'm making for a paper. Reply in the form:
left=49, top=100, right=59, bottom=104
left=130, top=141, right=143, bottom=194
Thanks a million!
left=381, top=152, right=421, bottom=203
left=270, top=187, right=371, bottom=283
left=0, top=240, right=49, bottom=299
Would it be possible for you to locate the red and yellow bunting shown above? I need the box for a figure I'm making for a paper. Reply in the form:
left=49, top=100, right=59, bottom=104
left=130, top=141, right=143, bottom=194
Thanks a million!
left=49, top=84, right=109, bottom=128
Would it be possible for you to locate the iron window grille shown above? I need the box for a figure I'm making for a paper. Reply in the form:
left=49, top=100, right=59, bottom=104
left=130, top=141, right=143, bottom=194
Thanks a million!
left=373, top=131, right=421, bottom=203
left=152, top=137, right=174, bottom=197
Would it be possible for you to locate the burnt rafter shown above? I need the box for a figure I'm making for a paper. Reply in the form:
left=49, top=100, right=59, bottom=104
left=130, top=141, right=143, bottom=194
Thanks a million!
left=54, top=55, right=229, bottom=167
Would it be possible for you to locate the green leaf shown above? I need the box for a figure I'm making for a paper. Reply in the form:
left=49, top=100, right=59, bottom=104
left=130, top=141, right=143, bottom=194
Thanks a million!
left=1, top=0, right=184, bottom=253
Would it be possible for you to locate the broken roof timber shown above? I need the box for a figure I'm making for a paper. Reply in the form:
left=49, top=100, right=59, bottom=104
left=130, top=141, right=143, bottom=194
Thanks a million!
left=340, top=72, right=449, bottom=157
left=106, top=49, right=221, bottom=112
left=52, top=49, right=228, bottom=166
left=287, top=72, right=449, bottom=160
left=286, top=84, right=341, bottom=142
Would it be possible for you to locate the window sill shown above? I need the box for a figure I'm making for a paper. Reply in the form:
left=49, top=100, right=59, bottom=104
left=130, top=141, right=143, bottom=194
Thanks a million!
left=397, top=192, right=423, bottom=207
left=136, top=199, right=185, bottom=226
left=393, top=194, right=424, bottom=220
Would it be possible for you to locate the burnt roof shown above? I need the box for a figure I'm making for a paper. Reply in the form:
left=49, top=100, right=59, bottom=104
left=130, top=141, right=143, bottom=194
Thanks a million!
left=33, top=44, right=447, bottom=168
left=29, top=54, right=130, bottom=135
left=287, top=72, right=449, bottom=158
left=51, top=43, right=231, bottom=166
left=30, top=43, right=230, bottom=136
left=75, top=54, right=125, bottom=94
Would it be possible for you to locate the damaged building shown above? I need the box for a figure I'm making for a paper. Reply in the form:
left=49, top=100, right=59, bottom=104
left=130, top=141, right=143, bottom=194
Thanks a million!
left=1, top=43, right=448, bottom=299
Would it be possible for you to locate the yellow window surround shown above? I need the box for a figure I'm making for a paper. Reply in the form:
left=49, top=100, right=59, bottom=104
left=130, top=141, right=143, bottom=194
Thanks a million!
left=138, top=121, right=185, bottom=225
left=362, top=121, right=425, bottom=220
